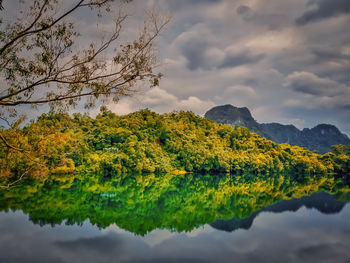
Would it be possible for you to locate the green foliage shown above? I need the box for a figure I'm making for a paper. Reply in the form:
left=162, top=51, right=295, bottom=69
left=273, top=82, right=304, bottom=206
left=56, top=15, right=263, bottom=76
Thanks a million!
left=1, top=109, right=350, bottom=185
left=0, top=172, right=348, bottom=235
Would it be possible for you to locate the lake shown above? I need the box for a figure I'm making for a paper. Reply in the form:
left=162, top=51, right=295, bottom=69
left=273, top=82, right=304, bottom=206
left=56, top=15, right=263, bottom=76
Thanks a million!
left=0, top=172, right=349, bottom=263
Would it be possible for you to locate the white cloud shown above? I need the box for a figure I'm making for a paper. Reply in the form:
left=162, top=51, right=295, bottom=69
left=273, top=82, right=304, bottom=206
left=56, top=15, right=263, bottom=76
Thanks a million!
left=175, top=96, right=215, bottom=114
left=107, top=100, right=135, bottom=115
left=105, top=87, right=215, bottom=116
left=141, top=87, right=178, bottom=106
left=283, top=99, right=303, bottom=107
left=225, top=85, right=257, bottom=98
left=244, top=28, right=302, bottom=53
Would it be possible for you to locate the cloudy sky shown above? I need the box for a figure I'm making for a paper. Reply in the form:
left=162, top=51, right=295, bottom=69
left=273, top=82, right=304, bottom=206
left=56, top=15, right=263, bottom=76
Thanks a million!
left=106, top=0, right=350, bottom=134
left=3, top=0, right=350, bottom=134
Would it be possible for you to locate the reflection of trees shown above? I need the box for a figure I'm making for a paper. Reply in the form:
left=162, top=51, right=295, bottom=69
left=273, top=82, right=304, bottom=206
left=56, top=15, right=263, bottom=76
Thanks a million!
left=0, top=173, right=349, bottom=235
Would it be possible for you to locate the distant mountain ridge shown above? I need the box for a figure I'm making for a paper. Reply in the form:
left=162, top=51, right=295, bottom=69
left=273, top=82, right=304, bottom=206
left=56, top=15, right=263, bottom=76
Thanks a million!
left=210, top=191, right=346, bottom=233
left=205, top=104, right=350, bottom=154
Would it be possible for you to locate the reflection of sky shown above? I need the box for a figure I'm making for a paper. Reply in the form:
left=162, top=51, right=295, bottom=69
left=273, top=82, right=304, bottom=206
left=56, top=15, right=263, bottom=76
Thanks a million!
left=1, top=204, right=350, bottom=263
left=103, top=223, right=214, bottom=247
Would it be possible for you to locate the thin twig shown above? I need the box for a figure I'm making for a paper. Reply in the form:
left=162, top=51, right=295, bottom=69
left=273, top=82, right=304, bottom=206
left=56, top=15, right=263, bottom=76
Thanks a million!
left=0, top=167, right=31, bottom=190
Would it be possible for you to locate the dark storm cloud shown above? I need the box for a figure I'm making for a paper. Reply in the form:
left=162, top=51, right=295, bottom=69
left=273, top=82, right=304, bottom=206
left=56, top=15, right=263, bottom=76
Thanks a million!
left=180, top=41, right=264, bottom=71
left=179, top=37, right=212, bottom=70
left=284, top=71, right=346, bottom=96
left=312, top=48, right=350, bottom=63
left=296, top=0, right=350, bottom=25
left=177, top=25, right=265, bottom=71
left=283, top=72, right=350, bottom=112
left=236, top=5, right=255, bottom=21
left=236, top=4, right=290, bottom=29
left=309, top=48, right=350, bottom=84
left=320, top=64, right=350, bottom=86
left=218, top=50, right=265, bottom=69
left=236, top=5, right=251, bottom=15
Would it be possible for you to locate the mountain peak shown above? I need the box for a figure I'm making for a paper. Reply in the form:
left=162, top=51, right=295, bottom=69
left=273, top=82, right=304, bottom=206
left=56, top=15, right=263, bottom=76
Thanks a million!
left=205, top=104, right=255, bottom=124
left=205, top=104, right=350, bottom=154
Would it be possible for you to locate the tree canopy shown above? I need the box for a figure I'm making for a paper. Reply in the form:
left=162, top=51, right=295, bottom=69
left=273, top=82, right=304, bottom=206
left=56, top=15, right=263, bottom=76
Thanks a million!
left=1, top=109, right=349, bottom=188
left=0, top=0, right=169, bottom=161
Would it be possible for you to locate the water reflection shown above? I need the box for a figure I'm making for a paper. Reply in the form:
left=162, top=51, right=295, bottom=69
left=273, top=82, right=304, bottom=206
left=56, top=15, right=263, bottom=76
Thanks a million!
left=0, top=173, right=350, bottom=262
left=211, top=191, right=348, bottom=232
left=1, top=200, right=350, bottom=263
left=0, top=173, right=349, bottom=234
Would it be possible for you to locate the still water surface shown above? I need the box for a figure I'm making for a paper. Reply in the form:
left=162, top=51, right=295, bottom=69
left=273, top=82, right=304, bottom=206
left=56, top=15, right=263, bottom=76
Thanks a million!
left=0, top=173, right=349, bottom=263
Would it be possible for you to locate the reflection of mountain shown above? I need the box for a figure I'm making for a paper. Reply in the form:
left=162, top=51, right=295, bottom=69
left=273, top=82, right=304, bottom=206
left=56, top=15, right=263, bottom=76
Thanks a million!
left=210, top=191, right=347, bottom=232
left=1, top=173, right=349, bottom=235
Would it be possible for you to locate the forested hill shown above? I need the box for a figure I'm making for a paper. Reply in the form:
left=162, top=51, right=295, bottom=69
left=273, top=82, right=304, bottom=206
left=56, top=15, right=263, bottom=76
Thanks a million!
left=0, top=109, right=349, bottom=184
left=205, top=104, right=350, bottom=154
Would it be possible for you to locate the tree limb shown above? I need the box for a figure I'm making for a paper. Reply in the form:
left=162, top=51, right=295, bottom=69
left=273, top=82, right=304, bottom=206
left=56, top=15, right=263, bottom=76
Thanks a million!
left=0, top=0, right=86, bottom=55
left=0, top=131, right=26, bottom=151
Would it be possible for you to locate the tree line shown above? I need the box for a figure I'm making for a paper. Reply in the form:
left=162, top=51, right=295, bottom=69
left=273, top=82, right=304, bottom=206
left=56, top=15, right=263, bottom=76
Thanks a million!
left=1, top=109, right=349, bottom=187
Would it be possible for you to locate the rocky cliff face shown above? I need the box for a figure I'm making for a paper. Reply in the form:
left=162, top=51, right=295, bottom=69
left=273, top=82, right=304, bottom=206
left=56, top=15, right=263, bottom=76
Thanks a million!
left=205, top=104, right=350, bottom=154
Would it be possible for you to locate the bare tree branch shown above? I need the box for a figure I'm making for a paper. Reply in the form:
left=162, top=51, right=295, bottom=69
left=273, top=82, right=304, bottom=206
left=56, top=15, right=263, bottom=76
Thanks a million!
left=0, top=1, right=170, bottom=110
left=0, top=168, right=30, bottom=190
left=0, top=0, right=85, bottom=55
left=0, top=1, right=170, bottom=184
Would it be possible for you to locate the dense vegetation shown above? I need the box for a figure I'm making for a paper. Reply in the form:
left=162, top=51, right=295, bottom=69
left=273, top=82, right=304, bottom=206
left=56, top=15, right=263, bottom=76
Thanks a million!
left=1, top=171, right=349, bottom=235
left=1, top=109, right=349, bottom=234
left=1, top=109, right=350, bottom=185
